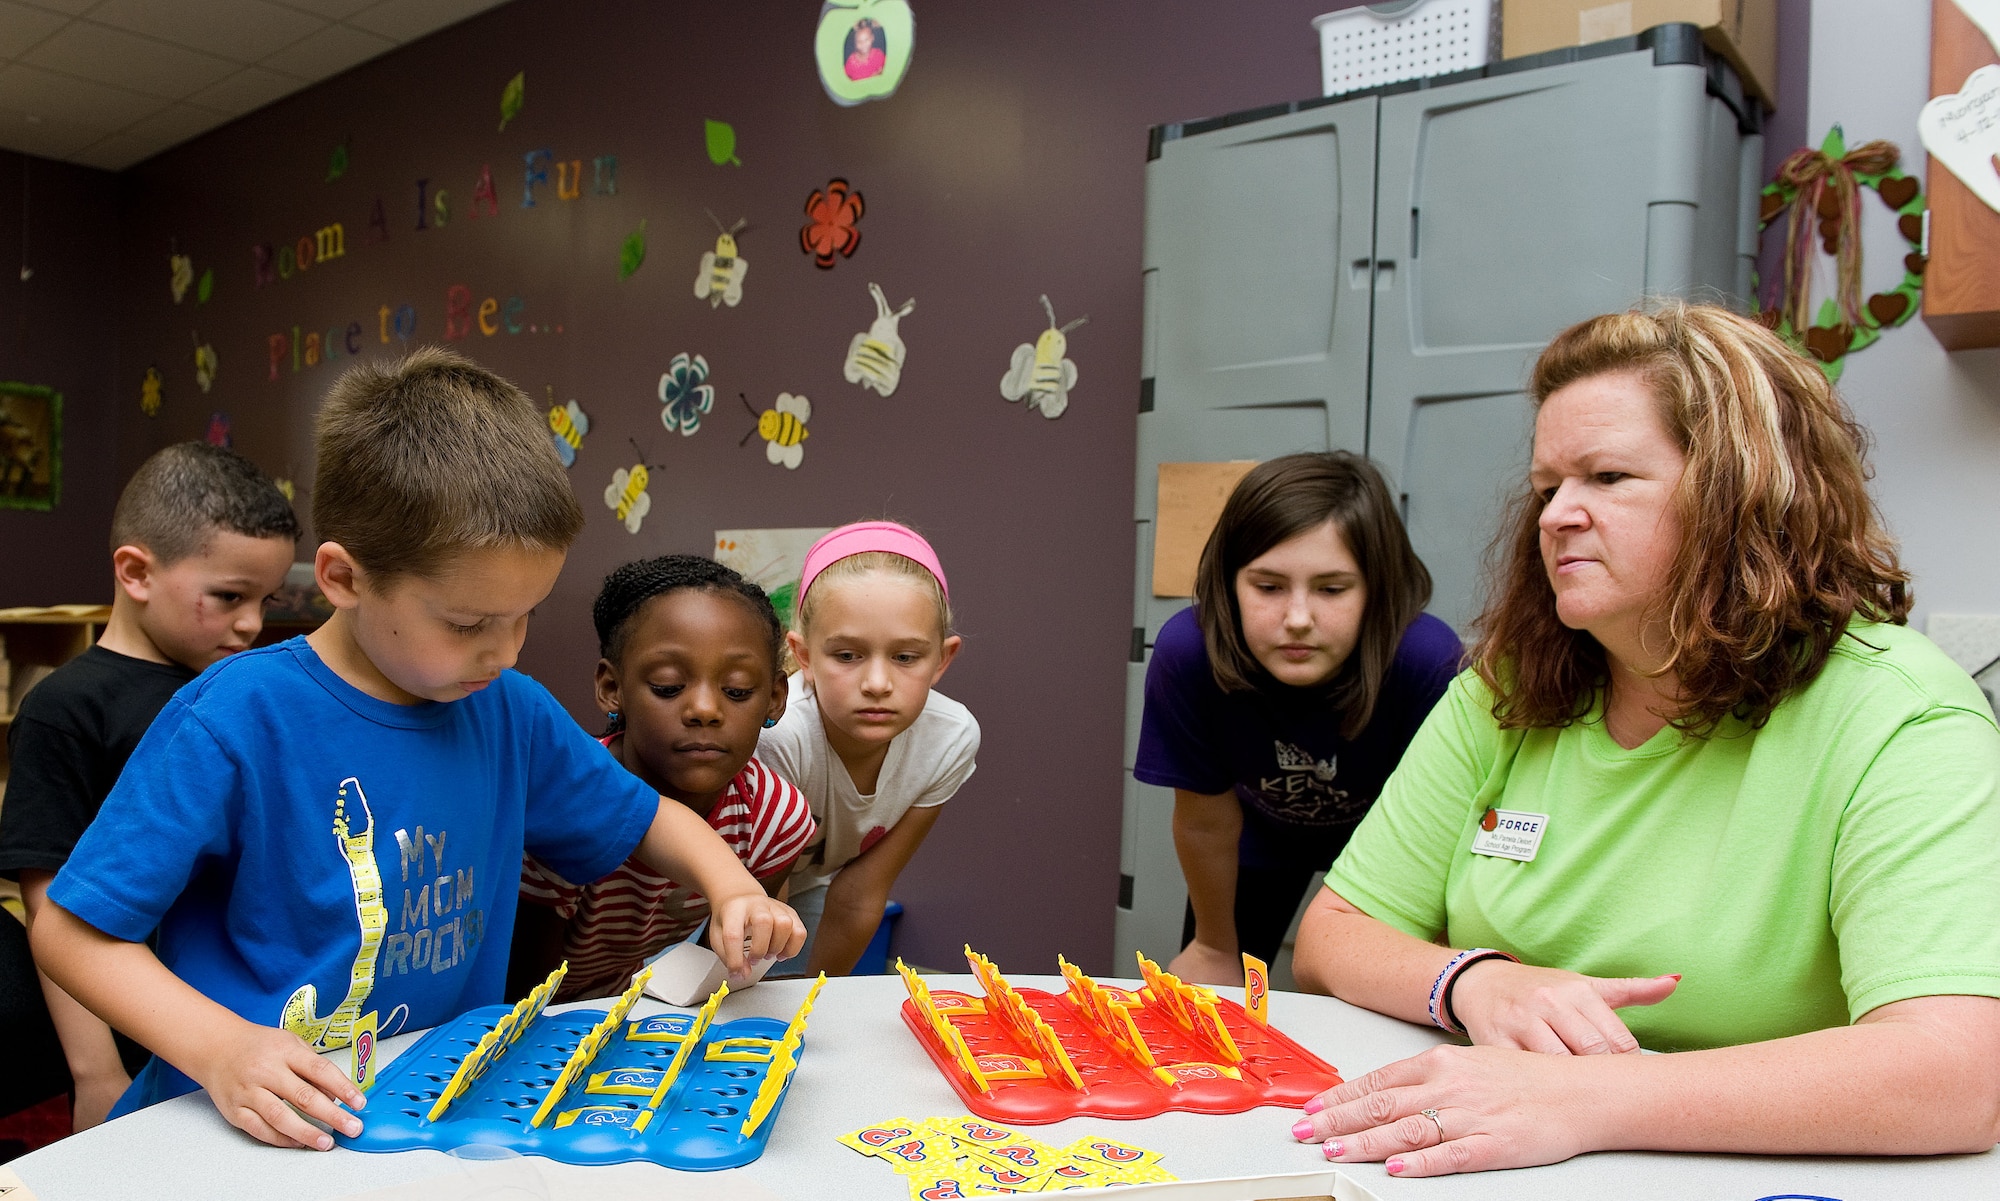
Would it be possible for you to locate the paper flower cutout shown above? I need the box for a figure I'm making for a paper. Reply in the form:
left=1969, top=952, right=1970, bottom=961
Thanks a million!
left=658, top=352, right=715, bottom=436
left=801, top=178, right=864, bottom=268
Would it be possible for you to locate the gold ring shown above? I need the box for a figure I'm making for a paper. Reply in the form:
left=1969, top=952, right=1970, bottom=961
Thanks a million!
left=1419, top=1108, right=1445, bottom=1144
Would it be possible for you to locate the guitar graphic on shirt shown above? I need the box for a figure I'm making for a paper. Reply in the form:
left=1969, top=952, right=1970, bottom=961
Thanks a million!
left=280, top=777, right=388, bottom=1050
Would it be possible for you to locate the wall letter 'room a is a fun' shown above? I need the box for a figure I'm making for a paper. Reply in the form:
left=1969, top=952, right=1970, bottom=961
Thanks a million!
left=260, top=151, right=611, bottom=379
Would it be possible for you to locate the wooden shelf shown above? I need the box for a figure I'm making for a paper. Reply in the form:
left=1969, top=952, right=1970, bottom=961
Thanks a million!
left=0, top=605, right=113, bottom=806
left=1923, top=0, right=2000, bottom=349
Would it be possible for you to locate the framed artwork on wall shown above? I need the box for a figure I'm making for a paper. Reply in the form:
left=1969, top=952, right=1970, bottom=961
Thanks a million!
left=0, top=382, right=61, bottom=511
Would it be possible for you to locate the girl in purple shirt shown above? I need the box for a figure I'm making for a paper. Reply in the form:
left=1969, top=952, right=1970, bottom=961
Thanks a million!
left=1136, top=451, right=1461, bottom=985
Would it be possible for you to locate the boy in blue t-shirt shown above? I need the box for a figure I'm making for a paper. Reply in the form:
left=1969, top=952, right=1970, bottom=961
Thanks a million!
left=33, top=348, right=804, bottom=1151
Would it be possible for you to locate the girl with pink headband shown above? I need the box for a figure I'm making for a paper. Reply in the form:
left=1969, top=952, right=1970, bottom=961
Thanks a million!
left=759, top=521, right=980, bottom=975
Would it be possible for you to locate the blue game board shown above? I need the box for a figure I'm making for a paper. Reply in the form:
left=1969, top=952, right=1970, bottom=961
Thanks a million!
left=335, top=1001, right=807, bottom=1170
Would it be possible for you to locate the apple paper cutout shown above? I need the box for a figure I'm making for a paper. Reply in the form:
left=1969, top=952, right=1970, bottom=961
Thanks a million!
left=815, top=0, right=913, bottom=106
left=1919, top=63, right=2000, bottom=214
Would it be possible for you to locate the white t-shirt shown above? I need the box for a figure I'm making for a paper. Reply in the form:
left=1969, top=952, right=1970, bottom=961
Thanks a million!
left=757, top=680, right=980, bottom=894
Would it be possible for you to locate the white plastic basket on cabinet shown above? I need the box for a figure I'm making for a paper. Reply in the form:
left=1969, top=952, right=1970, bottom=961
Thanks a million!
left=1312, top=0, right=1496, bottom=97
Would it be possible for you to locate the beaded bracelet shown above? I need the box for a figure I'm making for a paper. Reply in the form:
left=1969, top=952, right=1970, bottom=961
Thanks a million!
left=1426, top=948, right=1518, bottom=1034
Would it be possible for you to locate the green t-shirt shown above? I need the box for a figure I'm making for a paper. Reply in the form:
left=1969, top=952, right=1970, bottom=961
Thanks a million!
left=1324, top=622, right=2000, bottom=1052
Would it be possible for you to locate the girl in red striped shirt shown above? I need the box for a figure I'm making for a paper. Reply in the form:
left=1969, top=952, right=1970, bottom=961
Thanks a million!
left=511, top=556, right=816, bottom=1002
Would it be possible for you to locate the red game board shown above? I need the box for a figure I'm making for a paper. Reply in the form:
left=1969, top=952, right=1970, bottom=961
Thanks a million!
left=897, top=950, right=1342, bottom=1124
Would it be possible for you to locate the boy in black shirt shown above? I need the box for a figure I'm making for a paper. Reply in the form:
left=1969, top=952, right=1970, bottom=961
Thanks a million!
left=0, top=442, right=297, bottom=1130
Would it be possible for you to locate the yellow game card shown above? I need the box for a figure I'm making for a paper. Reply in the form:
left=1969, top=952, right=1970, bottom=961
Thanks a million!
left=1242, top=952, right=1270, bottom=1025
left=351, top=1010, right=379, bottom=1092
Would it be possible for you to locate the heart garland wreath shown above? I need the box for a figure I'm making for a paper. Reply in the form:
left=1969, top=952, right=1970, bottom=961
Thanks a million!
left=1755, top=124, right=1927, bottom=381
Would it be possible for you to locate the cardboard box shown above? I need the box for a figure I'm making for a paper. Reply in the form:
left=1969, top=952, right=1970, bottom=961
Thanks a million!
left=1501, top=0, right=1776, bottom=109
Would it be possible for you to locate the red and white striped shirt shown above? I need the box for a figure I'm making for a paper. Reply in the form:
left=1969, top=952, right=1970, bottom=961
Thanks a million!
left=519, top=750, right=816, bottom=1002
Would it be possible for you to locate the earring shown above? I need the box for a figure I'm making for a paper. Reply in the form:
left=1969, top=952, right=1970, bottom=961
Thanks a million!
left=762, top=717, right=779, bottom=728
left=608, top=710, right=621, bottom=723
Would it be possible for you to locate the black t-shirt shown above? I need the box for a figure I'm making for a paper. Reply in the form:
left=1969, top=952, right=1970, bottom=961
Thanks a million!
left=0, top=646, right=196, bottom=881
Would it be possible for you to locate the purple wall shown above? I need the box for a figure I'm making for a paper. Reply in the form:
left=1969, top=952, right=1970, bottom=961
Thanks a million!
left=13, top=0, right=1809, bottom=973
left=104, top=0, right=1366, bottom=974
left=0, top=152, right=121, bottom=605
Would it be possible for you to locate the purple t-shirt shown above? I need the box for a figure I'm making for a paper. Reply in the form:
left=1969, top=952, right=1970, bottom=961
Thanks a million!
left=1135, top=607, right=1462, bottom=868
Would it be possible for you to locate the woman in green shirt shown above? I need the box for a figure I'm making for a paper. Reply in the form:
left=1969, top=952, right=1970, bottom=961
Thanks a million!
left=1290, top=303, right=2000, bottom=1176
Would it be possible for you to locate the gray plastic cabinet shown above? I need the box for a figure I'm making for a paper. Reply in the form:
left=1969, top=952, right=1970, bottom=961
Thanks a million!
left=1117, top=29, right=1762, bottom=969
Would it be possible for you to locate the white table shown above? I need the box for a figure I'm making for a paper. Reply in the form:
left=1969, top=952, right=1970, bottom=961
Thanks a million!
left=9, top=975, right=1995, bottom=1200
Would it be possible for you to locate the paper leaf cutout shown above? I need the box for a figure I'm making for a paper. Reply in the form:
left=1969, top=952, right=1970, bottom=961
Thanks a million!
left=327, top=139, right=349, bottom=181
left=801, top=179, right=863, bottom=268
left=141, top=366, right=163, bottom=417
left=1000, top=294, right=1085, bottom=419
left=499, top=71, right=525, bottom=131
left=705, top=119, right=741, bottom=166
left=844, top=281, right=913, bottom=395
left=658, top=352, right=715, bottom=436
left=196, top=267, right=213, bottom=304
left=620, top=220, right=647, bottom=280
left=1920, top=63, right=2000, bottom=214
left=194, top=342, right=217, bottom=393
left=169, top=254, right=192, bottom=304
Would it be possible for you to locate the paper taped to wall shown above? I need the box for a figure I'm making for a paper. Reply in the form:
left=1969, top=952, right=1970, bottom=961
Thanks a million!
left=1152, top=461, right=1257, bottom=598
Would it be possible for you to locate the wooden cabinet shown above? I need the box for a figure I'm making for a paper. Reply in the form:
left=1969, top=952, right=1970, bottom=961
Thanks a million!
left=1923, top=0, right=2000, bottom=350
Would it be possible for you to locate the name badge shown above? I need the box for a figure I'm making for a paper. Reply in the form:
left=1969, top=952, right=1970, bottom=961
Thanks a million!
left=1470, top=808, right=1548, bottom=862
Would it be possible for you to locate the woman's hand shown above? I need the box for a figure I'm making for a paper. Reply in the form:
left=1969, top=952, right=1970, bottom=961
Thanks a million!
left=1450, top=959, right=1678, bottom=1054
left=1167, top=939, right=1244, bottom=986
left=1293, top=1043, right=1610, bottom=1177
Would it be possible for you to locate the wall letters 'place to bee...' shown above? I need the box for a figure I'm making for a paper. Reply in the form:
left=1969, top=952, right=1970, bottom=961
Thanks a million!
left=1000, top=294, right=1086, bottom=420
left=844, top=282, right=914, bottom=397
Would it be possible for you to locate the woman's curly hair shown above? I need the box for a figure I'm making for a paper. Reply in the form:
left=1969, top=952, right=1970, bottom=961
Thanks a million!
left=1473, top=301, right=1910, bottom=734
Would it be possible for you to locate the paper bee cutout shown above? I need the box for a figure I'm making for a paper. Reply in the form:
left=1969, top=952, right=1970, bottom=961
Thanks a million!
left=801, top=178, right=863, bottom=268
left=141, top=366, right=164, bottom=417
left=1000, top=294, right=1087, bottom=419
left=193, top=338, right=217, bottom=394
left=844, top=282, right=914, bottom=396
left=695, top=212, right=748, bottom=308
left=547, top=387, right=589, bottom=467
left=659, top=352, right=715, bottom=435
left=170, top=254, right=192, bottom=304
left=738, top=392, right=811, bottom=470
left=605, top=442, right=657, bottom=534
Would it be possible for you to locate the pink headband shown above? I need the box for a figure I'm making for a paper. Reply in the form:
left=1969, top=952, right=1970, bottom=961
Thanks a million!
left=800, top=521, right=949, bottom=601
